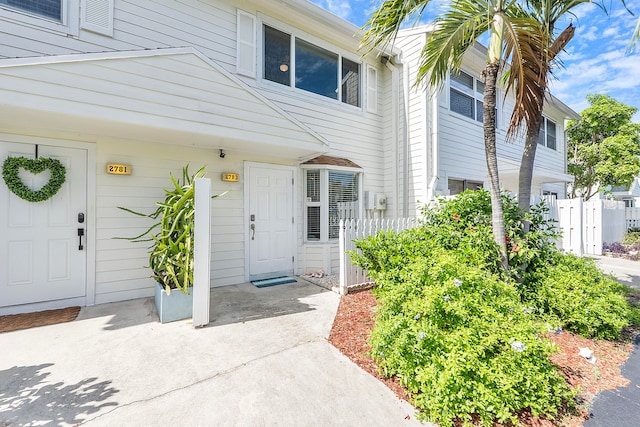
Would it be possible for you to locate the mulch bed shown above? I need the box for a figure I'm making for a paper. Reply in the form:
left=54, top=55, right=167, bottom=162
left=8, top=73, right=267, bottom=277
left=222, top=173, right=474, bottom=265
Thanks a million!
left=328, top=289, right=634, bottom=426
left=0, top=306, right=81, bottom=333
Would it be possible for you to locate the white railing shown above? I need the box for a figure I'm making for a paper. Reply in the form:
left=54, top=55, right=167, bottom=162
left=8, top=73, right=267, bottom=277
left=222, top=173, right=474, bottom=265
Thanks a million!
left=338, top=217, right=419, bottom=294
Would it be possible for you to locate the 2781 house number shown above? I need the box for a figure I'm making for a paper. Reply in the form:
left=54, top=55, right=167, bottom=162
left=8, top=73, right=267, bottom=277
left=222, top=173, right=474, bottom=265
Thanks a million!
left=106, top=164, right=132, bottom=175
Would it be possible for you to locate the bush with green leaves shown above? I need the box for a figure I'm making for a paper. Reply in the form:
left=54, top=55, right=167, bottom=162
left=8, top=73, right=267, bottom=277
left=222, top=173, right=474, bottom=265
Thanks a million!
left=523, top=253, right=635, bottom=339
left=623, top=228, right=640, bottom=249
left=367, top=252, right=574, bottom=427
left=350, top=189, right=637, bottom=425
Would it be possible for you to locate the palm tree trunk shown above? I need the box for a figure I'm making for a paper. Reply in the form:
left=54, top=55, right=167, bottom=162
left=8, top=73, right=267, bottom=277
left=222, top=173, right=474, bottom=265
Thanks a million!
left=483, top=60, right=508, bottom=268
left=518, top=114, right=543, bottom=219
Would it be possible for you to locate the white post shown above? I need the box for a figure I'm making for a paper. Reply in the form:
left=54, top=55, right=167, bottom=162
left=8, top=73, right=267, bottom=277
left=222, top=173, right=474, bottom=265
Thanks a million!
left=193, top=177, right=211, bottom=328
left=339, top=219, right=346, bottom=295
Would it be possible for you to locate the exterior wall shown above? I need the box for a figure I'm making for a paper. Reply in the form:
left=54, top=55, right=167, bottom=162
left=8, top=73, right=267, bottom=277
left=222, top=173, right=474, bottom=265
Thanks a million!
left=0, top=0, right=397, bottom=303
left=396, top=28, right=573, bottom=208
left=395, top=32, right=429, bottom=217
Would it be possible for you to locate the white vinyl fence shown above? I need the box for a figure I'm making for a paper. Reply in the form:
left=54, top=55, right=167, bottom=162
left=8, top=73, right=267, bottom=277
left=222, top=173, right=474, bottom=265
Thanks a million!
left=551, top=199, right=626, bottom=256
left=338, top=218, right=418, bottom=294
left=628, top=207, right=640, bottom=230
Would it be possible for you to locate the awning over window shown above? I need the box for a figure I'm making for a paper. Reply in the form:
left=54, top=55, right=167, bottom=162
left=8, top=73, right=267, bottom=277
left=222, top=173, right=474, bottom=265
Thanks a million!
left=302, top=155, right=362, bottom=169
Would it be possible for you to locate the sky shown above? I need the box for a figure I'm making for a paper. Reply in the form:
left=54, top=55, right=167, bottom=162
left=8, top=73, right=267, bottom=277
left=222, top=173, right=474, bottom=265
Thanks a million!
left=309, top=0, right=640, bottom=121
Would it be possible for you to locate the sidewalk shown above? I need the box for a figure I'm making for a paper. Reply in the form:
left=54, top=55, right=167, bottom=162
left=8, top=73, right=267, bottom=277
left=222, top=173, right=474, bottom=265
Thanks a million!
left=0, top=281, right=424, bottom=426
left=585, top=256, right=640, bottom=427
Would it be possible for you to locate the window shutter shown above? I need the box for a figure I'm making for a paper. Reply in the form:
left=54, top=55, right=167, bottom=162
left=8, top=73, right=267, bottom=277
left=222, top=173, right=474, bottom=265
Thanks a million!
left=366, top=65, right=378, bottom=113
left=236, top=10, right=256, bottom=78
left=81, top=0, right=114, bottom=36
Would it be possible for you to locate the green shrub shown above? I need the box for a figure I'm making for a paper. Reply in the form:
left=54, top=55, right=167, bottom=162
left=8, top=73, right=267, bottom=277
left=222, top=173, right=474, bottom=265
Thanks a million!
left=524, top=254, right=635, bottom=339
left=350, top=189, right=638, bottom=425
left=369, top=254, right=574, bottom=427
left=623, top=229, right=640, bottom=249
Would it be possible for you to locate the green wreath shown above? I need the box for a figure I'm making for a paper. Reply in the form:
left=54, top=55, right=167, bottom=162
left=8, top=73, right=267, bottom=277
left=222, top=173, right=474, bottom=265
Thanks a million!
left=2, top=156, right=66, bottom=202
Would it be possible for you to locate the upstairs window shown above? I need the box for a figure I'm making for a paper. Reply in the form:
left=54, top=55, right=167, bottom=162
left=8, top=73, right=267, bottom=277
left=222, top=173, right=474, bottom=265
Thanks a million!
left=537, top=117, right=557, bottom=150
left=263, top=24, right=361, bottom=107
left=449, top=71, right=496, bottom=126
left=1, top=0, right=61, bottom=20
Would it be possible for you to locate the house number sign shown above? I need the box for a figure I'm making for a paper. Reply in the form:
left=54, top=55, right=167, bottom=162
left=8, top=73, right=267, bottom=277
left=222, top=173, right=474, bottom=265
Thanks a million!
left=222, top=172, right=239, bottom=182
left=107, top=164, right=132, bottom=175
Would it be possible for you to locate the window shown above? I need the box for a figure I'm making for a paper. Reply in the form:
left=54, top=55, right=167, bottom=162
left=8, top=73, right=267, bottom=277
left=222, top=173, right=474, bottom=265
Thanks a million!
left=263, top=24, right=361, bottom=107
left=304, top=169, right=361, bottom=241
left=1, top=0, right=60, bottom=20
left=623, top=198, right=634, bottom=208
left=449, top=71, right=496, bottom=126
left=537, top=117, right=557, bottom=150
left=448, top=178, right=483, bottom=196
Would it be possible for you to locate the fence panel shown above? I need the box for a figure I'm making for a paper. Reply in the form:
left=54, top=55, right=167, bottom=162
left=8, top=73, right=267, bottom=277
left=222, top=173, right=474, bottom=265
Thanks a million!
left=339, top=217, right=418, bottom=294
left=601, top=200, right=626, bottom=246
left=627, top=207, right=640, bottom=230
left=555, top=198, right=583, bottom=255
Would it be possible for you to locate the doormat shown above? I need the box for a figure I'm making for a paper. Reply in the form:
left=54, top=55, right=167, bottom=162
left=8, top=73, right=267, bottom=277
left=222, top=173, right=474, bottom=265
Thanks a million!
left=251, top=276, right=297, bottom=288
left=0, top=306, right=81, bottom=333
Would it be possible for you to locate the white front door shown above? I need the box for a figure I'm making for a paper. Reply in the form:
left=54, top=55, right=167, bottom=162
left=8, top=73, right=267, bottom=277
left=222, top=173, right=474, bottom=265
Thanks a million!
left=247, top=163, right=295, bottom=279
left=0, top=142, right=87, bottom=307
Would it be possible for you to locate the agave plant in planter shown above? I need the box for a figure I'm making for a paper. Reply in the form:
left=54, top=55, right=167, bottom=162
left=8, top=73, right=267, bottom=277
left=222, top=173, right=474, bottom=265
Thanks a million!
left=119, top=165, right=224, bottom=322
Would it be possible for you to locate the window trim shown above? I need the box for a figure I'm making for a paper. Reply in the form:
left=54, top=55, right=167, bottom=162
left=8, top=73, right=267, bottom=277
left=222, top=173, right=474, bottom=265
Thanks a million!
left=537, top=116, right=558, bottom=151
left=301, top=165, right=363, bottom=242
left=448, top=70, right=499, bottom=128
left=258, top=16, right=365, bottom=110
left=0, top=0, right=79, bottom=36
left=447, top=178, right=484, bottom=196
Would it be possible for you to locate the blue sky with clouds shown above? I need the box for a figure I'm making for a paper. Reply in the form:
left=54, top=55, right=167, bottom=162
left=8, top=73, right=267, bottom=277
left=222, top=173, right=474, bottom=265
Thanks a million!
left=309, top=0, right=640, bottom=120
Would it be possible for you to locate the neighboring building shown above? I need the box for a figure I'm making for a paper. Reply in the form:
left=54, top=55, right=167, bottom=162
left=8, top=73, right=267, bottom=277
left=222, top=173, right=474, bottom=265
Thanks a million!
left=0, top=2, right=577, bottom=315
left=396, top=27, right=579, bottom=216
left=608, top=177, right=640, bottom=207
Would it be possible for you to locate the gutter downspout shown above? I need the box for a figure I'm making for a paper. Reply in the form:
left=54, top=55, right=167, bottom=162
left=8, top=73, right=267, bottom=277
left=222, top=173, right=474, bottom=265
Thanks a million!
left=384, top=57, right=402, bottom=218
left=426, top=86, right=439, bottom=202
left=402, top=57, right=409, bottom=217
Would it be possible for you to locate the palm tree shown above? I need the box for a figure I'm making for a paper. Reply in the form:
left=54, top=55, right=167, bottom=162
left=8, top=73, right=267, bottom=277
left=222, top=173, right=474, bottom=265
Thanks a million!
left=361, top=0, right=535, bottom=266
left=504, top=0, right=599, bottom=215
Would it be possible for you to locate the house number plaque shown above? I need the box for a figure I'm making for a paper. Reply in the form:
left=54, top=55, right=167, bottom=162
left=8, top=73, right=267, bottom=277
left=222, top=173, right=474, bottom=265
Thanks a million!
left=106, top=164, right=132, bottom=175
left=222, top=173, right=239, bottom=182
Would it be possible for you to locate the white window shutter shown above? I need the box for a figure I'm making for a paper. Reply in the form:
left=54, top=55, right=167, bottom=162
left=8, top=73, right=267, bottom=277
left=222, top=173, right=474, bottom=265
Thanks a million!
left=81, top=0, right=114, bottom=36
left=366, top=65, right=378, bottom=113
left=236, top=10, right=256, bottom=78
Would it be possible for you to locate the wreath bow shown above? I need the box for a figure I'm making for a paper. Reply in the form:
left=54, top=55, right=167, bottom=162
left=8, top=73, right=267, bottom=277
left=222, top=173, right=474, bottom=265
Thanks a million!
left=2, top=156, right=66, bottom=202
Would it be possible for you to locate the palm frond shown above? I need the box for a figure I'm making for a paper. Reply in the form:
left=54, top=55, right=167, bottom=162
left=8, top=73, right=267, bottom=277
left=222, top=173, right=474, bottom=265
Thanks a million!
left=360, top=0, right=432, bottom=56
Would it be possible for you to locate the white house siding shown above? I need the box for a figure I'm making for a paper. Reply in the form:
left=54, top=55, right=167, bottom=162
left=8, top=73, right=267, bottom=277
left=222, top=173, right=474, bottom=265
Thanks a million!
left=397, top=28, right=574, bottom=203
left=395, top=31, right=429, bottom=217
left=1, top=0, right=399, bottom=307
left=94, top=139, right=272, bottom=304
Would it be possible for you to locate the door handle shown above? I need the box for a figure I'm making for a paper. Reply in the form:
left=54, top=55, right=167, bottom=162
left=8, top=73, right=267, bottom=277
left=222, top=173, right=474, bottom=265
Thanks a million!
left=78, top=228, right=84, bottom=250
left=250, top=223, right=255, bottom=240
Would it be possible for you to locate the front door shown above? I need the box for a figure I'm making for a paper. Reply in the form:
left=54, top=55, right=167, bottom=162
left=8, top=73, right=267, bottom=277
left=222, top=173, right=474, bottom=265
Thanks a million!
left=247, top=163, right=294, bottom=279
left=0, top=141, right=87, bottom=307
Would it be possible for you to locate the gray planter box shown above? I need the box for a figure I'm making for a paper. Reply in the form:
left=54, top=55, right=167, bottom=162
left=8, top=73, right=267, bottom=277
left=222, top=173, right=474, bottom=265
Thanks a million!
left=154, top=284, right=193, bottom=323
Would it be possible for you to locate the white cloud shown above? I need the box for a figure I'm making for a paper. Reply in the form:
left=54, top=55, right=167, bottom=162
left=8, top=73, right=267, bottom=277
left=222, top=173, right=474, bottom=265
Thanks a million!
left=324, top=0, right=352, bottom=20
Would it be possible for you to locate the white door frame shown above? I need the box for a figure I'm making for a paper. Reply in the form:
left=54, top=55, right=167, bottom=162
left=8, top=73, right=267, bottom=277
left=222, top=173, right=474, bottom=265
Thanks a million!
left=243, top=161, right=297, bottom=281
left=0, top=133, right=97, bottom=313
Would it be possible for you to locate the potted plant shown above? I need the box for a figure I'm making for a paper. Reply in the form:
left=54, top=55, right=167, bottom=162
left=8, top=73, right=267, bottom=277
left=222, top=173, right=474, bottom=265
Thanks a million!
left=119, top=165, right=223, bottom=323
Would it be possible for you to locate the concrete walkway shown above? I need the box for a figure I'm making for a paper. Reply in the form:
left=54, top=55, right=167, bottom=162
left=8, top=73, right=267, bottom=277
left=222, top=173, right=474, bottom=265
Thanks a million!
left=0, top=281, right=424, bottom=426
left=585, top=256, right=640, bottom=427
